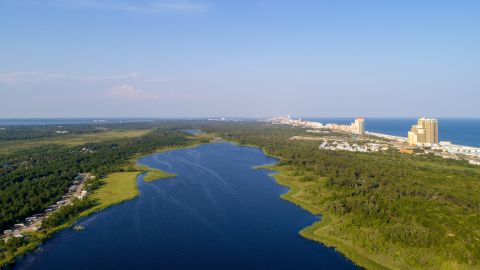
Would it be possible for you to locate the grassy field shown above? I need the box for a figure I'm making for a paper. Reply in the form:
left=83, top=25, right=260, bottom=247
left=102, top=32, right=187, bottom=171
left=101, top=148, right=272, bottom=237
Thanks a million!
left=143, top=169, right=176, bottom=182
left=81, top=171, right=141, bottom=216
left=0, top=130, right=150, bottom=154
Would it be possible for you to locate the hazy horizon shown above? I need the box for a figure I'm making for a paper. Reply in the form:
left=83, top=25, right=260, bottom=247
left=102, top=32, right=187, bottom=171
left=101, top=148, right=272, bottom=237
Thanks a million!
left=1, top=0, right=479, bottom=118
left=1, top=116, right=480, bottom=120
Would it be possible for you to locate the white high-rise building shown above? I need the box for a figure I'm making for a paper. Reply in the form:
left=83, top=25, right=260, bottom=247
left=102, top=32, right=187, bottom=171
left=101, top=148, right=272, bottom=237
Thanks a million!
left=353, top=118, right=365, bottom=135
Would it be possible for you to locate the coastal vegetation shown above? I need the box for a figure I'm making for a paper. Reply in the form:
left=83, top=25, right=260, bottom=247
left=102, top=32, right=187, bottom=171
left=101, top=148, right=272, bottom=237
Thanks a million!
left=143, top=169, right=177, bottom=182
left=0, top=127, right=202, bottom=231
left=38, top=171, right=142, bottom=230
left=0, top=170, right=151, bottom=266
left=43, top=199, right=96, bottom=229
left=2, top=120, right=480, bottom=269
left=202, top=122, right=480, bottom=270
left=0, top=122, right=210, bottom=266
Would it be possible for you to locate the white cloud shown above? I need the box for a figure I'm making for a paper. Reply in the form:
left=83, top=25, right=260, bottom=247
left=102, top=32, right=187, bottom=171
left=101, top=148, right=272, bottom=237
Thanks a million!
left=104, top=84, right=162, bottom=100
left=78, top=73, right=139, bottom=83
left=0, top=71, right=168, bottom=85
left=44, top=0, right=207, bottom=13
left=0, top=72, right=65, bottom=85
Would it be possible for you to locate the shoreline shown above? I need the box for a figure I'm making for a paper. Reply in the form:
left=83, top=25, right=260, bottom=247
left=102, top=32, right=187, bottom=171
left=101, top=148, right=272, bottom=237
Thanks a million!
left=262, top=164, right=392, bottom=270
left=226, top=138, right=376, bottom=269
left=0, top=140, right=209, bottom=268
left=234, top=138, right=391, bottom=270
left=6, top=137, right=466, bottom=270
left=6, top=140, right=369, bottom=269
left=3, top=139, right=364, bottom=269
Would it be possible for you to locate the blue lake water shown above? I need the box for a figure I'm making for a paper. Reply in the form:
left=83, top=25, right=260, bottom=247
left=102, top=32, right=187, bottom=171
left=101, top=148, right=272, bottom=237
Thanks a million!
left=305, top=118, right=480, bottom=148
left=11, top=143, right=359, bottom=270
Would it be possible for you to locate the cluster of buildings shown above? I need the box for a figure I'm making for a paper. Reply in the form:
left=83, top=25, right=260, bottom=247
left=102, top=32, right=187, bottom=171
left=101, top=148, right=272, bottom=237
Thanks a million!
left=208, top=117, right=244, bottom=122
left=274, top=116, right=323, bottom=129
left=2, top=224, right=28, bottom=239
left=80, top=147, right=94, bottom=154
left=3, top=173, right=93, bottom=241
left=407, top=118, right=439, bottom=146
left=319, top=141, right=388, bottom=152
left=272, top=116, right=365, bottom=135
left=326, top=118, right=365, bottom=135
left=431, top=141, right=480, bottom=160
left=405, top=118, right=480, bottom=165
left=272, top=115, right=480, bottom=166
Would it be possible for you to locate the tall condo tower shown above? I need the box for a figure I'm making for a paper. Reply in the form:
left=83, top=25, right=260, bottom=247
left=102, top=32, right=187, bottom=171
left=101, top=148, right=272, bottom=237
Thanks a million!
left=408, top=118, right=438, bottom=146
left=353, top=118, right=365, bottom=135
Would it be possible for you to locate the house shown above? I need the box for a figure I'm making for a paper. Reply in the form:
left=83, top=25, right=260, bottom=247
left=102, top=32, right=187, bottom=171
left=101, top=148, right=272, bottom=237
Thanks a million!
left=13, top=223, right=25, bottom=229
left=25, top=216, right=37, bottom=222
left=400, top=149, right=414, bottom=154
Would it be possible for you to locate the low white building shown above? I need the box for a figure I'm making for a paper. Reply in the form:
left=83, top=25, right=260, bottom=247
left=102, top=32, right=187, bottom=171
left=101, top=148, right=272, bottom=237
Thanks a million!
left=469, top=160, right=480, bottom=166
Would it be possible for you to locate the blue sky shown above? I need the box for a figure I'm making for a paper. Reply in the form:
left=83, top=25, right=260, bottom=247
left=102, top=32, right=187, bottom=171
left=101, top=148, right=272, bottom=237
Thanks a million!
left=1, top=0, right=479, bottom=118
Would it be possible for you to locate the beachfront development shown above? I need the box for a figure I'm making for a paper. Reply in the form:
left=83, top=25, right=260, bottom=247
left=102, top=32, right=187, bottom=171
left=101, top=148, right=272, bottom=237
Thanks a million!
left=407, top=118, right=438, bottom=146
left=272, top=116, right=480, bottom=165
left=273, top=116, right=365, bottom=135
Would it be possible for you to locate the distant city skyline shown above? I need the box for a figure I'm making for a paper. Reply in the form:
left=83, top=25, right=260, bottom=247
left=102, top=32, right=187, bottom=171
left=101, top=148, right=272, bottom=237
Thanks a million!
left=1, top=0, right=479, bottom=118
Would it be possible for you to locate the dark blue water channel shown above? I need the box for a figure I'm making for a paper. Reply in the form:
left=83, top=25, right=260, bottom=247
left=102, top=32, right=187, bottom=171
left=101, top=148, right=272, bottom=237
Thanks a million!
left=12, top=143, right=359, bottom=270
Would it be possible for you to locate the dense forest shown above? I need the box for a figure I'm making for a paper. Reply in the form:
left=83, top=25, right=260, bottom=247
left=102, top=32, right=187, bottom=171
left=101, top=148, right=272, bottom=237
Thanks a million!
left=0, top=124, right=204, bottom=231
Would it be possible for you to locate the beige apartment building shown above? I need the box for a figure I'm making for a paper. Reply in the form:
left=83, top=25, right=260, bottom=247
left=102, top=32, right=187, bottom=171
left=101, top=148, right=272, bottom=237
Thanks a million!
left=408, top=118, right=438, bottom=146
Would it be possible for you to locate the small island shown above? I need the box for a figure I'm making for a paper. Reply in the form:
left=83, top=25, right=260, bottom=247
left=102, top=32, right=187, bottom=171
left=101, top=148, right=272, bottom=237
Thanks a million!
left=73, top=225, right=84, bottom=231
left=143, top=169, right=177, bottom=182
